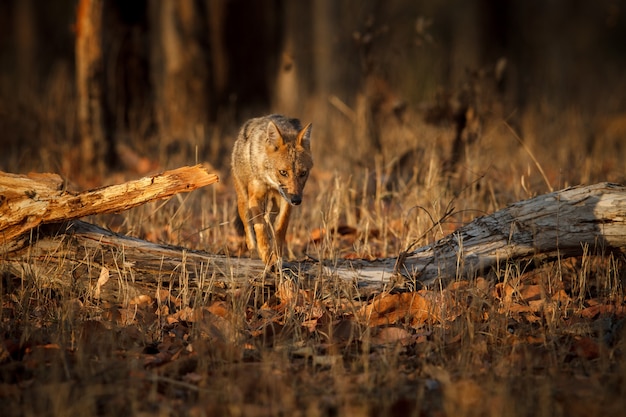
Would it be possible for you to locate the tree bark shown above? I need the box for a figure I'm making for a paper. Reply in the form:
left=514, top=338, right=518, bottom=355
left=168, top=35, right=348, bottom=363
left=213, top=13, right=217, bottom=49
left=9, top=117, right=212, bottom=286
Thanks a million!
left=149, top=0, right=212, bottom=151
left=75, top=0, right=110, bottom=177
left=0, top=165, right=218, bottom=249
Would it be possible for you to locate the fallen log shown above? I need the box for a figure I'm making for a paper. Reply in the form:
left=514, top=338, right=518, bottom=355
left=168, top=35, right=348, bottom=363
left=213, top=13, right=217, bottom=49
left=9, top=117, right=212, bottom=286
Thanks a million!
left=2, top=182, right=625, bottom=300
left=2, top=220, right=260, bottom=302
left=345, top=182, right=626, bottom=288
left=0, top=165, right=219, bottom=247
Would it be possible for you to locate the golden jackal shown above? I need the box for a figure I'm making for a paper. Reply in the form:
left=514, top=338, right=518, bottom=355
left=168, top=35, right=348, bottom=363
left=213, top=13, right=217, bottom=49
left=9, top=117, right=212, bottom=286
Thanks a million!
left=231, top=114, right=313, bottom=264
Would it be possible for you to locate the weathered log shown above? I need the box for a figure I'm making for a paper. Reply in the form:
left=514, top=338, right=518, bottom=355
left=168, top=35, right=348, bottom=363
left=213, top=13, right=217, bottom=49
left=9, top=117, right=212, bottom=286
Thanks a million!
left=2, top=183, right=625, bottom=300
left=2, top=220, right=260, bottom=303
left=346, top=182, right=626, bottom=288
left=0, top=165, right=219, bottom=248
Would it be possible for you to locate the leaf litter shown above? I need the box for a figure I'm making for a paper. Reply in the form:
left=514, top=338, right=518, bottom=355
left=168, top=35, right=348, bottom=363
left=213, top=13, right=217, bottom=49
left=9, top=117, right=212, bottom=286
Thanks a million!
left=2, top=250, right=625, bottom=416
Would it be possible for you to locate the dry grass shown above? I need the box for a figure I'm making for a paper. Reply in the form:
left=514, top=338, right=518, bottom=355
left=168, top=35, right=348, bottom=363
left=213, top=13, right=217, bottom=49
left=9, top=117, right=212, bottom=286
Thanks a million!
left=2, top=71, right=626, bottom=417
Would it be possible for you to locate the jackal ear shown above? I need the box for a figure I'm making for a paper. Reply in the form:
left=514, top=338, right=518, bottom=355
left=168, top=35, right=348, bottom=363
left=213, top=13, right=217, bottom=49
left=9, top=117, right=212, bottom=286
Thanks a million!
left=297, top=123, right=312, bottom=149
left=267, top=121, right=284, bottom=149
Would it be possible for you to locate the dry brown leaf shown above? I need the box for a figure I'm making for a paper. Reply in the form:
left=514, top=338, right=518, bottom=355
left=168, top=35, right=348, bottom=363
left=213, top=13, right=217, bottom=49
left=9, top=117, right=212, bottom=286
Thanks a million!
left=359, top=292, right=431, bottom=327
left=446, top=280, right=470, bottom=291
left=129, top=294, right=152, bottom=306
left=553, top=289, right=571, bottom=303
left=580, top=303, right=626, bottom=318
left=206, top=300, right=230, bottom=318
left=302, top=318, right=319, bottom=333
left=585, top=297, right=603, bottom=306
left=520, top=284, right=542, bottom=301
left=194, top=310, right=235, bottom=343
left=264, top=282, right=325, bottom=323
left=169, top=306, right=202, bottom=323
left=309, top=227, right=326, bottom=243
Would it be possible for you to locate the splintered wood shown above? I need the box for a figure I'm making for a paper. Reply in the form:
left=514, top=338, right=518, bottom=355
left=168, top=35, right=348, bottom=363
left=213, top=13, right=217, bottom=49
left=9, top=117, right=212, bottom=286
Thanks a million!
left=0, top=165, right=219, bottom=245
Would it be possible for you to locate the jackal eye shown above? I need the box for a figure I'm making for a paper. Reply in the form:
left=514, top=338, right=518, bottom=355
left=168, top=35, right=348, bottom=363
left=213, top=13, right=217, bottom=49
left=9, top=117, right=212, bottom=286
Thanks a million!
left=298, top=170, right=308, bottom=178
left=279, top=170, right=288, bottom=177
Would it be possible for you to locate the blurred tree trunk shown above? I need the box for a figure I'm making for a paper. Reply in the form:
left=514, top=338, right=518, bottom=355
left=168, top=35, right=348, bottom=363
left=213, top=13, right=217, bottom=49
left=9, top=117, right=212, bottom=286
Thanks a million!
left=272, top=1, right=307, bottom=116
left=205, top=1, right=229, bottom=160
left=311, top=0, right=342, bottom=115
left=353, top=0, right=399, bottom=160
left=149, top=0, right=213, bottom=160
left=14, top=0, right=36, bottom=97
left=310, top=0, right=364, bottom=161
left=206, top=1, right=228, bottom=107
left=75, top=0, right=111, bottom=178
left=102, top=1, right=153, bottom=153
left=312, top=0, right=343, bottom=100
left=222, top=0, right=282, bottom=119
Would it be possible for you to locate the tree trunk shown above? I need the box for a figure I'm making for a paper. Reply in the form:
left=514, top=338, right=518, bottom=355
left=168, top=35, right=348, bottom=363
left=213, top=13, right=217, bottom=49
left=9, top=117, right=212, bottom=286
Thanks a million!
left=149, top=0, right=212, bottom=155
left=75, top=0, right=110, bottom=177
left=14, top=0, right=36, bottom=97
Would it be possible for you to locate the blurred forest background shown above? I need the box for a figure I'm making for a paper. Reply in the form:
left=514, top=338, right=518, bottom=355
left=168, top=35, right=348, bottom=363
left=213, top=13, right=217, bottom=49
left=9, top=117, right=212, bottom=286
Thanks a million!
left=0, top=0, right=625, bottom=187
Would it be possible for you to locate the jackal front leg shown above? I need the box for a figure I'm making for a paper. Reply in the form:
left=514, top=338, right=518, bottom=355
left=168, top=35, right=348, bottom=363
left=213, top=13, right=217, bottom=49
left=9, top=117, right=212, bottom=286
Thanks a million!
left=272, top=199, right=292, bottom=259
left=234, top=180, right=257, bottom=253
left=247, top=190, right=273, bottom=264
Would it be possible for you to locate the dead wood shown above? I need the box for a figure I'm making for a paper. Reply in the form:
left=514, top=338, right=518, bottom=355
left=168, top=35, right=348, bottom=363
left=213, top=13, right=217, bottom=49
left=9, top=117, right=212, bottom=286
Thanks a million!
left=0, top=165, right=219, bottom=247
left=346, top=182, right=626, bottom=288
left=2, top=220, right=260, bottom=303
left=1, top=182, right=625, bottom=300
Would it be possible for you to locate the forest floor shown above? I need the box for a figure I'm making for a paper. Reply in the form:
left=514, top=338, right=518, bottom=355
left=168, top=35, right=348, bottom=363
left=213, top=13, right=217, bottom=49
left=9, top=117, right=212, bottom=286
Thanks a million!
left=2, top=101, right=626, bottom=416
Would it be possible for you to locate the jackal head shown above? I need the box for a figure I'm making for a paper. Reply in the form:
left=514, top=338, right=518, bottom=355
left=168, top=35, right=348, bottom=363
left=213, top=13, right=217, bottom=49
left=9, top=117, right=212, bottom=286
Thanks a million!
left=265, top=121, right=313, bottom=206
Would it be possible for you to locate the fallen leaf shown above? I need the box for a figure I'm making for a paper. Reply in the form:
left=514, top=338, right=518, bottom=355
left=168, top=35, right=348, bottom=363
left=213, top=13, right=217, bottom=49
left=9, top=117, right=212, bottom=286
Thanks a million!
left=206, top=301, right=230, bottom=318
left=359, top=292, right=431, bottom=327
left=129, top=294, right=152, bottom=306
left=580, top=303, right=626, bottom=319
left=169, top=306, right=202, bottom=323
left=309, top=228, right=326, bottom=243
